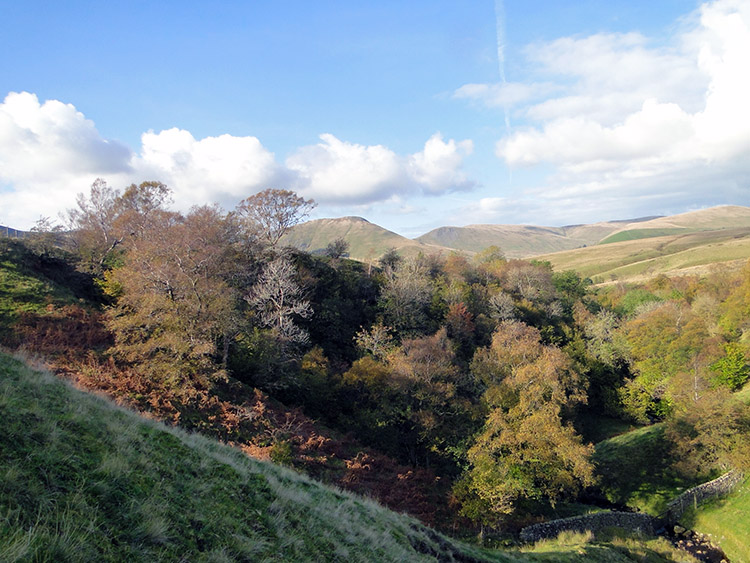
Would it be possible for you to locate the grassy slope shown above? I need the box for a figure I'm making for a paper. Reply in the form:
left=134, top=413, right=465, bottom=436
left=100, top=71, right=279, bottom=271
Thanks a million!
left=680, top=478, right=750, bottom=563
left=416, top=225, right=577, bottom=258
left=0, top=242, right=78, bottom=320
left=539, top=228, right=750, bottom=283
left=281, top=217, right=451, bottom=262
left=0, top=352, right=694, bottom=562
left=599, top=228, right=688, bottom=245
left=593, top=425, right=702, bottom=515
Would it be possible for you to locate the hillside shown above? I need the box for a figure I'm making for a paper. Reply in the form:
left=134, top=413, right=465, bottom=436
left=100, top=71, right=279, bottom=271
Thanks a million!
left=282, top=206, right=750, bottom=268
left=0, top=351, right=696, bottom=562
left=281, top=216, right=452, bottom=262
left=537, top=227, right=750, bottom=284
left=415, top=221, right=641, bottom=259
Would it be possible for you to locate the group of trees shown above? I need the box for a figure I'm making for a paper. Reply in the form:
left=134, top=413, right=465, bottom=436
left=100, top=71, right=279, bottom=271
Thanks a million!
left=31, top=178, right=750, bottom=530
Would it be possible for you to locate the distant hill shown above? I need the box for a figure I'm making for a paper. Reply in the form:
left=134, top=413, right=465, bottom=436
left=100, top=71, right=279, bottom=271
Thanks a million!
left=281, top=216, right=452, bottom=262
left=598, top=206, right=750, bottom=244
left=539, top=226, right=750, bottom=283
left=283, top=207, right=750, bottom=274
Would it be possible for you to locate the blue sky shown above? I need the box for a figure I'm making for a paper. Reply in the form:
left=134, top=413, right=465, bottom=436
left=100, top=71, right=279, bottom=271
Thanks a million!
left=1, top=1, right=749, bottom=236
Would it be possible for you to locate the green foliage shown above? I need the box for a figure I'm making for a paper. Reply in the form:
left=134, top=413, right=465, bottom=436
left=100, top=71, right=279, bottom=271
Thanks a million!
left=618, top=289, right=662, bottom=316
left=269, top=440, right=295, bottom=466
left=620, top=303, right=719, bottom=422
left=710, top=343, right=750, bottom=390
left=457, top=322, right=594, bottom=523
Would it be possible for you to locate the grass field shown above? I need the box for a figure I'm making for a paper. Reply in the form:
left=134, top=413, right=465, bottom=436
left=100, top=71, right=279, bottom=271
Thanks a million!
left=680, top=478, right=750, bottom=563
left=599, top=228, right=689, bottom=245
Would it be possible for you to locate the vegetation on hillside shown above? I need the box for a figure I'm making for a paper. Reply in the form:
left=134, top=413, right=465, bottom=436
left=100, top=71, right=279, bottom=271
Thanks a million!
left=1, top=352, right=702, bottom=562
left=2, top=179, right=749, bottom=558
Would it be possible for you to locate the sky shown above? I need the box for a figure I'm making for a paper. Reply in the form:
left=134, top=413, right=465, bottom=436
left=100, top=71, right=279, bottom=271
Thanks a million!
left=1, top=0, right=749, bottom=237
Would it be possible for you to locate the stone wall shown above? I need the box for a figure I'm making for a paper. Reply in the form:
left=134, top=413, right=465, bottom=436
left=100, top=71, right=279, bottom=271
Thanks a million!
left=519, top=512, right=658, bottom=543
left=519, top=470, right=744, bottom=543
left=663, top=470, right=743, bottom=524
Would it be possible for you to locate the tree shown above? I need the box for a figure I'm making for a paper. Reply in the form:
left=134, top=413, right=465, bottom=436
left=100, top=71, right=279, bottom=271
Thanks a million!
left=65, top=178, right=124, bottom=272
left=378, top=247, right=402, bottom=270
left=710, top=343, right=750, bottom=390
left=28, top=216, right=64, bottom=257
left=325, top=237, right=350, bottom=260
left=106, top=205, right=240, bottom=389
left=246, top=255, right=312, bottom=350
left=456, top=321, right=593, bottom=523
left=236, top=189, right=316, bottom=247
left=379, top=255, right=434, bottom=336
left=66, top=179, right=173, bottom=274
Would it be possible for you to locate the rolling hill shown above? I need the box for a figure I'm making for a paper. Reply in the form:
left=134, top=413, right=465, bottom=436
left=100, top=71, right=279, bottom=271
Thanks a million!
left=281, top=206, right=750, bottom=281
left=281, top=216, right=452, bottom=262
left=537, top=226, right=750, bottom=283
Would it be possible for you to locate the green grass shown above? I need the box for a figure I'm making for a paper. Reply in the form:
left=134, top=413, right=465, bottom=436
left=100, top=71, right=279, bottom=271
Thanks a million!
left=0, top=243, right=77, bottom=318
left=593, top=425, right=702, bottom=515
left=577, top=414, right=636, bottom=445
left=599, top=229, right=689, bottom=245
left=0, top=351, right=696, bottom=562
left=680, top=478, right=750, bottom=563
left=520, top=529, right=698, bottom=563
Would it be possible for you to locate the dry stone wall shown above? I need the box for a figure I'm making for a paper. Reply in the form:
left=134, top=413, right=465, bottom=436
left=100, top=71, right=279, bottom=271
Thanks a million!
left=663, top=470, right=743, bottom=523
left=519, top=512, right=658, bottom=543
left=519, top=471, right=743, bottom=543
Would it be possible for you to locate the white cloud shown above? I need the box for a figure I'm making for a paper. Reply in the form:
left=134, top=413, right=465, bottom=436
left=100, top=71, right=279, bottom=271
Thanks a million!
left=0, top=92, right=133, bottom=227
left=407, top=134, right=474, bottom=194
left=0, top=92, right=476, bottom=228
left=133, top=128, right=286, bottom=208
left=286, top=132, right=474, bottom=204
left=455, top=0, right=750, bottom=225
left=453, top=82, right=556, bottom=109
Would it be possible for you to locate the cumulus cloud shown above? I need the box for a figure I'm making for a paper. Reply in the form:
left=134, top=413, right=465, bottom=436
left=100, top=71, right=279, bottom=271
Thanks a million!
left=134, top=128, right=286, bottom=208
left=0, top=91, right=476, bottom=228
left=286, top=132, right=474, bottom=204
left=0, top=92, right=133, bottom=227
left=454, top=0, right=750, bottom=224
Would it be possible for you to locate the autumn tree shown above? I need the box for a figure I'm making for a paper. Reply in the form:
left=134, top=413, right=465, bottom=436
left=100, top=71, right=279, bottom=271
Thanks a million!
left=342, top=328, right=480, bottom=469
left=620, top=301, right=722, bottom=421
left=236, top=188, right=316, bottom=247
left=66, top=179, right=172, bottom=274
left=456, top=321, right=594, bottom=524
left=65, top=178, right=124, bottom=272
left=106, top=205, right=241, bottom=390
left=667, top=388, right=750, bottom=476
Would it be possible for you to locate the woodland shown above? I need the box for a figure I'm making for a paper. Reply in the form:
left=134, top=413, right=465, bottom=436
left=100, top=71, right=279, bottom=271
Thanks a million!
left=2, top=179, right=750, bottom=550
